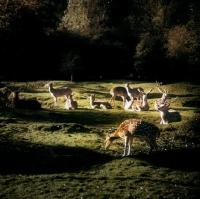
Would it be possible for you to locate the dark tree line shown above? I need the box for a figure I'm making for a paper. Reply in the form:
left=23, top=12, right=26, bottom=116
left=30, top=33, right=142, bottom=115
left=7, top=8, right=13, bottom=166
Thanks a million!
left=0, top=0, right=200, bottom=83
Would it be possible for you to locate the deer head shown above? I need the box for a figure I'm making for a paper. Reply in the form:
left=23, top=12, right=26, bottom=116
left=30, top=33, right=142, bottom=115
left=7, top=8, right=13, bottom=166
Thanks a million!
left=156, top=81, right=171, bottom=101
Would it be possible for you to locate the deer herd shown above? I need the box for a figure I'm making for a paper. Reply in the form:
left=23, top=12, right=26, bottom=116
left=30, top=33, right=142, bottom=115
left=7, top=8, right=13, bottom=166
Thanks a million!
left=0, top=81, right=181, bottom=156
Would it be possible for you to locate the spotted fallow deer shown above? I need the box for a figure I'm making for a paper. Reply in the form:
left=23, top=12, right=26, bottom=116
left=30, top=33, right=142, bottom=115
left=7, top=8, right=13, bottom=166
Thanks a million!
left=124, top=82, right=144, bottom=100
left=88, top=94, right=112, bottom=109
left=45, top=82, right=72, bottom=106
left=109, top=86, right=130, bottom=105
left=105, top=119, right=160, bottom=156
left=154, top=81, right=171, bottom=110
left=124, top=88, right=153, bottom=111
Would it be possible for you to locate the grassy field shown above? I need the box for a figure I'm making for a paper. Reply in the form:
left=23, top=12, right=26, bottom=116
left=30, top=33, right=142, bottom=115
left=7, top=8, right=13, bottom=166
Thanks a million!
left=0, top=80, right=200, bottom=199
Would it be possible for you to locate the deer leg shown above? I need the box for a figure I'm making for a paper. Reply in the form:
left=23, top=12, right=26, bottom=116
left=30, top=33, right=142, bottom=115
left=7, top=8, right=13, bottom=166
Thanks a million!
left=127, top=138, right=133, bottom=156
left=146, top=138, right=158, bottom=154
left=150, top=139, right=158, bottom=151
left=144, top=138, right=154, bottom=154
left=121, top=96, right=125, bottom=105
left=123, top=136, right=129, bottom=156
left=109, top=96, right=115, bottom=104
left=53, top=96, right=58, bottom=106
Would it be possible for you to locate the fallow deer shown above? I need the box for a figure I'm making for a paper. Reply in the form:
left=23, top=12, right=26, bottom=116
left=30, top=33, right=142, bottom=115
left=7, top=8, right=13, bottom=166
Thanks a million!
left=45, top=82, right=72, bottom=106
left=157, top=102, right=181, bottom=124
left=10, top=88, right=41, bottom=110
left=124, top=82, right=144, bottom=100
left=154, top=81, right=171, bottom=110
left=0, top=87, right=12, bottom=105
left=109, top=86, right=130, bottom=105
left=65, top=94, right=78, bottom=110
left=124, top=88, right=153, bottom=111
left=105, top=119, right=160, bottom=156
left=88, top=94, right=112, bottom=109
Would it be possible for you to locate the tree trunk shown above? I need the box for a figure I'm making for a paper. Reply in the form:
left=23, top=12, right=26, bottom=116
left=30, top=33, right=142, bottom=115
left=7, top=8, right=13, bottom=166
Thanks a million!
left=71, top=72, right=73, bottom=82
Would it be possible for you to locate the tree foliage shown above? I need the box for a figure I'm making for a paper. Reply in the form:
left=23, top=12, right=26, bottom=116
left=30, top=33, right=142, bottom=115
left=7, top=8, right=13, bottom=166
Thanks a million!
left=0, top=0, right=200, bottom=82
left=60, top=51, right=82, bottom=82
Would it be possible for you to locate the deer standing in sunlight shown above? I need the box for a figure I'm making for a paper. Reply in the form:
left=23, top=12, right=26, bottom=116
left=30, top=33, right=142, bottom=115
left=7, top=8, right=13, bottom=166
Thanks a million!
left=124, top=88, right=153, bottom=111
left=109, top=86, right=130, bottom=105
left=88, top=94, right=112, bottom=109
left=45, top=82, right=72, bottom=106
left=124, top=82, right=144, bottom=100
left=105, top=119, right=160, bottom=156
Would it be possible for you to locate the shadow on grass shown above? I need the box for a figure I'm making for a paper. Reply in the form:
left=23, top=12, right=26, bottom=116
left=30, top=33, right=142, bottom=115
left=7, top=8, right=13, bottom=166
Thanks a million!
left=132, top=148, right=200, bottom=172
left=0, top=139, right=112, bottom=175
left=0, top=106, right=117, bottom=125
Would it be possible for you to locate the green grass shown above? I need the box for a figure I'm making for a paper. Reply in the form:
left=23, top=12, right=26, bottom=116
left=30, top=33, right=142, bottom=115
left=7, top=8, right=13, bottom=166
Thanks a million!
left=0, top=80, right=200, bottom=199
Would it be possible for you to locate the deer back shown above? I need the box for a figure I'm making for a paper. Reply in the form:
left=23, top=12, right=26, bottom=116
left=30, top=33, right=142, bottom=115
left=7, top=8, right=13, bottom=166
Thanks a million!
left=105, top=119, right=160, bottom=149
left=109, top=119, right=160, bottom=139
left=124, top=82, right=144, bottom=99
left=45, top=82, right=72, bottom=97
left=110, top=87, right=128, bottom=97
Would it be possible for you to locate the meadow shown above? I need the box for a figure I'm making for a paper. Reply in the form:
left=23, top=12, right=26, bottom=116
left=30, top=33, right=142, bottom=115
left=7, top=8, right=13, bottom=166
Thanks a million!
left=0, top=80, right=200, bottom=199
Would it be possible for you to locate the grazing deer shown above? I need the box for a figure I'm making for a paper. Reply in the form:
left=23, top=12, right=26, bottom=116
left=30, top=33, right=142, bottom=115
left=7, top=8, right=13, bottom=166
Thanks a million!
left=109, top=87, right=130, bottom=105
left=0, top=87, right=12, bottom=105
left=9, top=88, right=41, bottom=110
left=154, top=81, right=171, bottom=110
left=124, top=88, right=153, bottom=111
left=65, top=94, right=78, bottom=110
left=124, top=82, right=144, bottom=100
left=157, top=102, right=181, bottom=124
left=105, top=119, right=160, bottom=156
left=45, top=82, right=72, bottom=106
left=88, top=94, right=112, bottom=109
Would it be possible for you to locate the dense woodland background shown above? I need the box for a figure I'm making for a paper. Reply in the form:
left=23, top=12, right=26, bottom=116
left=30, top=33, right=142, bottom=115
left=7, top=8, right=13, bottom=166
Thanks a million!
left=0, top=0, right=200, bottom=82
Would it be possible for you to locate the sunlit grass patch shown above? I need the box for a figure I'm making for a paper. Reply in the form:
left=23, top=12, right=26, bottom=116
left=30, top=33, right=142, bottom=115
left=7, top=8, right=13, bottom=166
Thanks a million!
left=0, top=80, right=200, bottom=198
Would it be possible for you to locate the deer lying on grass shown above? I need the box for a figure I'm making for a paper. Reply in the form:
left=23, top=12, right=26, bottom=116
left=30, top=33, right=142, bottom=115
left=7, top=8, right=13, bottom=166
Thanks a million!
left=9, top=88, right=41, bottom=109
left=65, top=94, right=78, bottom=110
left=124, top=82, right=144, bottom=100
left=157, top=102, right=181, bottom=124
left=154, top=81, right=171, bottom=110
left=109, top=86, right=130, bottom=105
left=105, top=119, right=160, bottom=156
left=88, top=94, right=112, bottom=109
left=0, top=87, right=12, bottom=105
left=124, top=88, right=153, bottom=111
left=45, top=82, right=72, bottom=106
